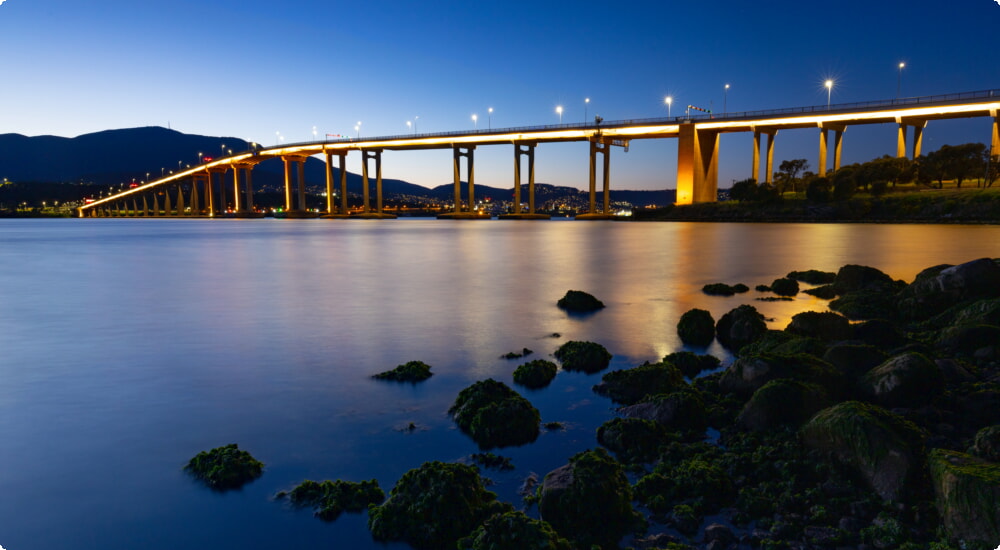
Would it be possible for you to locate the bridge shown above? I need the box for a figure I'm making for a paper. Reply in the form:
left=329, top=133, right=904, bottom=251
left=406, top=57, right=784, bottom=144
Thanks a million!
left=78, top=88, right=1000, bottom=219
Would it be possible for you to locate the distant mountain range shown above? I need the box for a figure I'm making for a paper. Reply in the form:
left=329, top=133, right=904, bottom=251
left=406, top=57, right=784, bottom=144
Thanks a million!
left=0, top=126, right=675, bottom=205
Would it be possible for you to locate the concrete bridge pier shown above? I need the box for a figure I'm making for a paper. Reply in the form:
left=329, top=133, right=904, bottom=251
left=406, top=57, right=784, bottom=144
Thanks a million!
left=992, top=110, right=1000, bottom=156
left=176, top=184, right=186, bottom=216
left=198, top=173, right=214, bottom=217
left=281, top=156, right=317, bottom=218
left=578, top=138, right=614, bottom=219
left=501, top=142, right=548, bottom=220
left=676, top=123, right=719, bottom=204
left=190, top=177, right=200, bottom=215
left=896, top=117, right=927, bottom=159
left=357, top=149, right=395, bottom=219
left=230, top=164, right=258, bottom=217
left=321, top=149, right=351, bottom=218
left=142, top=195, right=149, bottom=217
left=439, top=145, right=486, bottom=219
left=751, top=128, right=778, bottom=184
left=818, top=122, right=846, bottom=176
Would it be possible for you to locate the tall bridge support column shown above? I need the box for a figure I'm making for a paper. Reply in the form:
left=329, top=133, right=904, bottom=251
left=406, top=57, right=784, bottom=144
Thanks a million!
left=818, top=123, right=847, bottom=176
left=897, top=117, right=927, bottom=159
left=131, top=198, right=138, bottom=217
left=501, top=142, right=547, bottom=219
left=142, top=195, right=149, bottom=217
left=439, top=146, right=484, bottom=219
left=676, top=124, right=719, bottom=204
left=752, top=129, right=778, bottom=183
left=992, top=110, right=1000, bottom=157
left=322, top=150, right=351, bottom=218
left=358, top=149, right=394, bottom=219
left=164, top=188, right=173, bottom=216
left=202, top=172, right=214, bottom=217
left=282, top=157, right=293, bottom=212
left=242, top=166, right=255, bottom=214
left=190, top=178, right=200, bottom=215
left=176, top=184, right=186, bottom=216
left=231, top=166, right=243, bottom=214
left=296, top=159, right=306, bottom=213
left=576, top=138, right=614, bottom=220
left=154, top=192, right=161, bottom=216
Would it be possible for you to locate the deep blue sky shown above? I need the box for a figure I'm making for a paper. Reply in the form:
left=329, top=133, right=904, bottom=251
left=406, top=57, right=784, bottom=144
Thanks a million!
left=2, top=0, right=997, bottom=190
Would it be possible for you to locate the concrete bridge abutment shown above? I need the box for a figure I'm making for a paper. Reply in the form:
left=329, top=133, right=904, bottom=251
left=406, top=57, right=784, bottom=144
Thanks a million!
left=676, top=123, right=719, bottom=204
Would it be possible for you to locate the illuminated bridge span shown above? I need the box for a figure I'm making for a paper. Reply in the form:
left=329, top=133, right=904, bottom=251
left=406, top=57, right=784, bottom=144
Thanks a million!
left=79, top=89, right=1000, bottom=219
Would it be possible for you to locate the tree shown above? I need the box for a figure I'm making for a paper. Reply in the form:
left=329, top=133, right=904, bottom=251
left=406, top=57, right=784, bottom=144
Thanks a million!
left=830, top=165, right=858, bottom=201
left=728, top=178, right=758, bottom=202
left=777, top=159, right=809, bottom=193
left=806, top=177, right=832, bottom=202
left=984, top=153, right=1000, bottom=188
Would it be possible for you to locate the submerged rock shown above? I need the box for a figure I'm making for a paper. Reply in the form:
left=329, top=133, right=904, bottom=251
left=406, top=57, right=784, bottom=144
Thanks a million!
left=715, top=304, right=768, bottom=352
left=557, top=290, right=605, bottom=312
left=928, top=449, right=1000, bottom=549
left=787, top=269, right=837, bottom=285
left=832, top=264, right=896, bottom=294
left=597, top=417, right=670, bottom=463
left=822, top=343, right=889, bottom=378
left=289, top=478, right=384, bottom=521
left=449, top=379, right=540, bottom=449
left=677, top=308, right=716, bottom=347
left=368, top=461, right=511, bottom=549
left=185, top=443, right=263, bottom=490
left=719, top=352, right=844, bottom=398
left=553, top=340, right=612, bottom=373
left=769, top=277, right=800, bottom=296
left=898, top=258, right=1000, bottom=322
left=664, top=351, right=721, bottom=379
left=512, top=359, right=557, bottom=389
left=372, top=360, right=433, bottom=382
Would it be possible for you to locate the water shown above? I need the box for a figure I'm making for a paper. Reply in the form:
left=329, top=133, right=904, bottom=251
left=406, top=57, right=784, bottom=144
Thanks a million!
left=1, top=218, right=998, bottom=549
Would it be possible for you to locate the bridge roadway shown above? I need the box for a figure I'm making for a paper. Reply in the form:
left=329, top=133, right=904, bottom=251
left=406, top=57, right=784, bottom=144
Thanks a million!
left=79, top=88, right=1000, bottom=219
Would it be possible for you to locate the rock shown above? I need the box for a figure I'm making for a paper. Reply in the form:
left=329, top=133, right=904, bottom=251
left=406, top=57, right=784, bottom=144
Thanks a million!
left=553, top=340, right=612, bottom=373
left=959, top=389, right=1000, bottom=431
left=457, top=510, right=573, bottom=550
left=719, top=353, right=844, bottom=398
left=289, top=478, right=384, bottom=521
left=830, top=290, right=898, bottom=320
left=596, top=417, right=669, bottom=463
left=372, top=360, right=433, bottom=382
left=592, top=361, right=684, bottom=405
left=619, top=389, right=708, bottom=437
left=971, top=425, right=1000, bottom=462
left=923, top=297, right=1000, bottom=330
left=898, top=258, right=1000, bottom=321
left=556, top=290, right=605, bottom=313
left=928, top=449, right=1000, bottom=549
left=634, top=457, right=733, bottom=515
left=703, top=282, right=738, bottom=296
left=538, top=448, right=643, bottom=549
left=704, top=523, right=737, bottom=546
left=860, top=352, right=944, bottom=408
left=770, top=277, right=800, bottom=296
left=512, top=359, right=557, bottom=389
left=804, top=525, right=844, bottom=546
left=664, top=351, right=721, bottom=379
left=716, top=304, right=768, bottom=352
left=677, top=308, right=716, bottom=347
left=800, top=401, right=925, bottom=502
left=803, top=284, right=838, bottom=299
left=787, top=269, right=837, bottom=285
left=449, top=379, right=540, bottom=449
left=368, top=461, right=511, bottom=549
left=185, top=443, right=264, bottom=490
left=936, top=324, right=1000, bottom=357
left=833, top=264, right=896, bottom=294
left=822, top=344, right=889, bottom=378
left=785, top=311, right=853, bottom=341
left=853, top=319, right=908, bottom=350
left=935, top=358, right=976, bottom=384
left=737, top=379, right=831, bottom=431
left=633, top=533, right=686, bottom=549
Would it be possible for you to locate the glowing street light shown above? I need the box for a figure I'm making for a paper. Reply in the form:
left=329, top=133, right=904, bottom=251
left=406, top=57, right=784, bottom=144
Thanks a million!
left=665, top=96, right=673, bottom=118
left=897, top=62, right=905, bottom=98
left=556, top=105, right=563, bottom=124
left=488, top=107, right=493, bottom=130
left=584, top=98, right=590, bottom=123
left=355, top=122, right=361, bottom=139
left=407, top=120, right=412, bottom=133
left=198, top=152, right=203, bottom=164
left=825, top=80, right=834, bottom=108
left=724, top=84, right=730, bottom=114
left=472, top=113, right=478, bottom=129
left=312, top=126, right=317, bottom=141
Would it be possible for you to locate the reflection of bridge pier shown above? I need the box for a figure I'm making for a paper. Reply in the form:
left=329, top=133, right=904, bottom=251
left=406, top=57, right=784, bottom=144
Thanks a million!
left=500, top=142, right=549, bottom=220
left=438, top=145, right=487, bottom=219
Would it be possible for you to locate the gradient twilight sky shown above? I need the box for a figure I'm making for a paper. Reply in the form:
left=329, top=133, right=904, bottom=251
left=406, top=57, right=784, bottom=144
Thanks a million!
left=1, top=0, right=997, bottom=190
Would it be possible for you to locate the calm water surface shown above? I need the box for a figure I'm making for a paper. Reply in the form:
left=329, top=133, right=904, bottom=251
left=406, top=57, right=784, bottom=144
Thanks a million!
left=1, top=219, right=998, bottom=549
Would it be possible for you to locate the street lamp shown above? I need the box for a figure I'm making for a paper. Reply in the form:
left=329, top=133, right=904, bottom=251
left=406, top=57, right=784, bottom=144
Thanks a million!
left=665, top=96, right=673, bottom=118
left=825, top=80, right=833, bottom=108
left=355, top=124, right=360, bottom=139
left=407, top=120, right=412, bottom=134
left=584, top=98, right=590, bottom=123
left=312, top=126, right=317, bottom=141
left=556, top=105, right=563, bottom=124
left=724, top=84, right=730, bottom=114
left=897, top=62, right=905, bottom=98
left=488, top=107, right=493, bottom=130
left=198, top=152, right=203, bottom=164
left=472, top=114, right=478, bottom=129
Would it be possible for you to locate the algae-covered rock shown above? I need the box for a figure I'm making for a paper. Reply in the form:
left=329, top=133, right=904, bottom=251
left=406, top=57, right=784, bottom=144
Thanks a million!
left=785, top=311, right=852, bottom=341
left=368, top=461, right=511, bottom=549
left=830, top=289, right=898, bottom=320
left=702, top=282, right=748, bottom=296
left=512, top=359, right=557, bottom=389
left=289, top=478, right=384, bottom=521
left=928, top=448, right=1000, bottom=550
left=538, top=448, right=644, bottom=549
left=936, top=324, right=1000, bottom=357
left=770, top=277, right=800, bottom=296
left=634, top=455, right=734, bottom=515
left=457, top=510, right=573, bottom=550
left=449, top=379, right=540, bottom=448
left=597, top=417, right=670, bottom=463
left=859, top=352, right=944, bottom=408
left=372, top=360, right=433, bottom=382
left=971, top=425, right=1000, bottom=462
left=592, top=361, right=684, bottom=405
left=803, top=284, right=838, bottom=299
left=898, top=258, right=1000, bottom=322
left=677, top=308, right=715, bottom=347
left=557, top=290, right=605, bottom=312
left=787, top=269, right=837, bottom=285
left=553, top=340, right=612, bottom=373
left=737, top=379, right=831, bottom=431
left=663, top=351, right=721, bottom=379
left=833, top=264, right=896, bottom=294
left=926, top=297, right=1000, bottom=329
left=719, top=353, right=844, bottom=398
left=618, top=389, right=708, bottom=437
left=185, top=443, right=263, bottom=490
left=822, top=343, right=889, bottom=378
left=715, top=304, right=768, bottom=352
left=800, top=401, right=925, bottom=502
left=853, top=318, right=908, bottom=350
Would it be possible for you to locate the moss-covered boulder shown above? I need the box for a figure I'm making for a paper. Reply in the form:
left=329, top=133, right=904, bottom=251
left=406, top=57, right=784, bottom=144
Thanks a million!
left=971, top=425, right=1000, bottom=462
left=853, top=318, right=908, bottom=350
left=803, top=284, right=838, bottom=299
left=719, top=352, right=844, bottom=398
left=898, top=258, right=1000, bottom=322
left=289, top=478, right=384, bottom=521
left=538, top=448, right=644, bottom=549
left=677, top=308, right=715, bottom=347
left=737, top=379, right=831, bottom=431
left=769, top=277, right=800, bottom=296
left=372, top=360, right=433, bottom=382
left=592, top=361, right=684, bottom=405
left=800, top=401, right=925, bottom=502
left=663, top=351, right=721, bottom=379
left=512, top=359, right=557, bottom=389
left=618, top=389, right=708, bottom=437
left=457, top=510, right=573, bottom=550
left=833, top=264, right=896, bottom=294
left=787, top=269, right=837, bottom=285
left=738, top=330, right=827, bottom=357
left=553, top=340, right=612, bottom=373
left=936, top=324, right=1000, bottom=358
left=557, top=290, right=605, bottom=312
left=368, top=461, right=511, bottom=549
left=449, top=379, right=540, bottom=449
left=785, top=311, right=852, bottom=341
left=715, top=304, right=768, bottom=352
left=928, top=449, right=1000, bottom=550
left=597, top=417, right=670, bottom=463
left=859, top=352, right=944, bottom=408
left=702, top=282, right=748, bottom=296
left=830, top=289, right=899, bottom=320
left=822, top=343, right=889, bottom=378
left=634, top=455, right=735, bottom=515
left=185, top=443, right=263, bottom=490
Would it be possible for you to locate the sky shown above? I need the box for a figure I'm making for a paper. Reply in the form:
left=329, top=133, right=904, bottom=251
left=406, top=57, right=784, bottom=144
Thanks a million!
left=1, top=0, right=998, bottom=191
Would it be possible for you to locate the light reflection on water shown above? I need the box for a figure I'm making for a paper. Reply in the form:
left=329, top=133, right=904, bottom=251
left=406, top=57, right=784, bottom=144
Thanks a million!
left=0, top=218, right=997, bottom=550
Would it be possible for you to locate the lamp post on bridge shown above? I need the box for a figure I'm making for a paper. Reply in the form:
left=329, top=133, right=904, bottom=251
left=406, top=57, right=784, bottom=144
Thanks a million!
left=312, top=126, right=317, bottom=141
left=407, top=120, right=412, bottom=134
left=665, top=96, right=673, bottom=118
left=584, top=98, right=590, bottom=123
left=356, top=121, right=361, bottom=139
left=825, top=80, right=833, bottom=109
left=488, top=107, right=493, bottom=130
left=897, top=62, right=905, bottom=99
left=556, top=105, right=563, bottom=124
left=724, top=84, right=730, bottom=114
left=472, top=114, right=477, bottom=129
